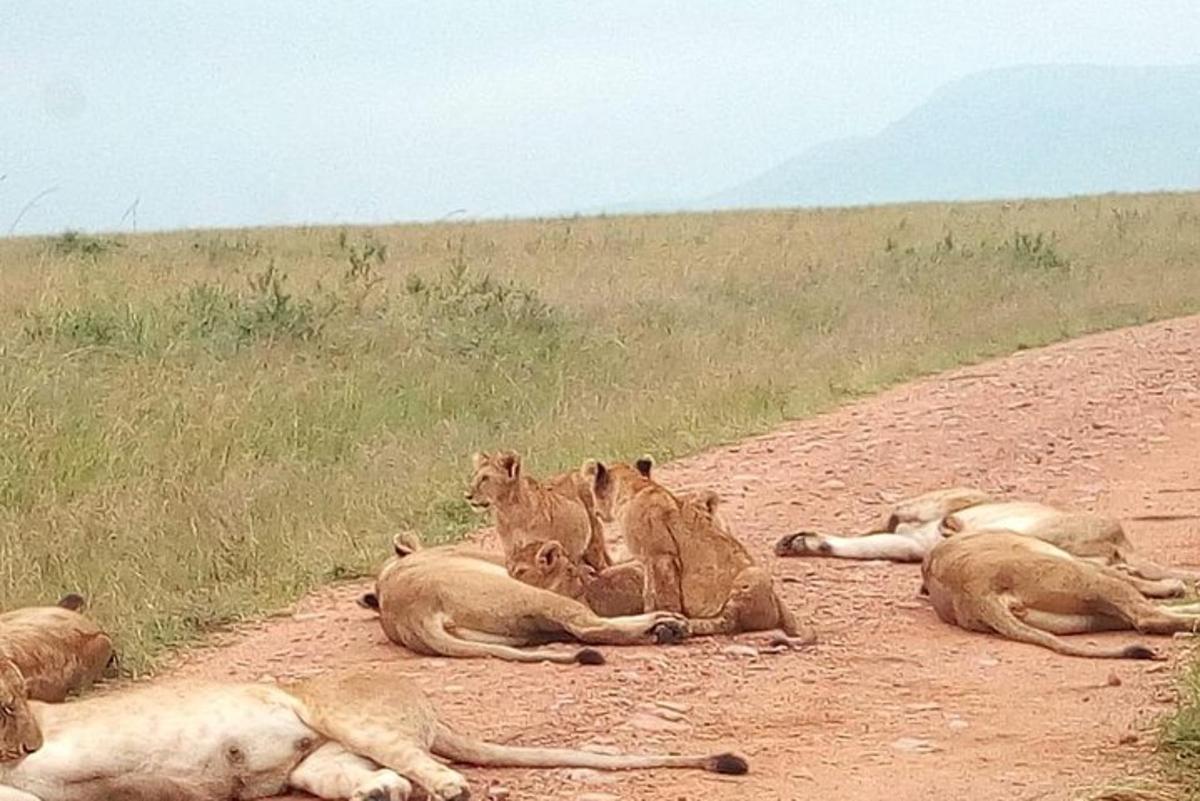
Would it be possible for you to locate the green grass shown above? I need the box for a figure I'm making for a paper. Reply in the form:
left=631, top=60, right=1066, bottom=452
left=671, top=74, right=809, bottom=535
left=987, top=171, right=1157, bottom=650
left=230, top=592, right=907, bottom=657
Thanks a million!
left=1162, top=653, right=1200, bottom=797
left=3, top=191, right=1200, bottom=674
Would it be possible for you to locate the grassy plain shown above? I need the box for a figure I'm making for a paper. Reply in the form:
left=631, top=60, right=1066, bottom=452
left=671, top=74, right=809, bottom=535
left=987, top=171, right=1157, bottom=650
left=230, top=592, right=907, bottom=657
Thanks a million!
left=2, top=191, right=1200, bottom=674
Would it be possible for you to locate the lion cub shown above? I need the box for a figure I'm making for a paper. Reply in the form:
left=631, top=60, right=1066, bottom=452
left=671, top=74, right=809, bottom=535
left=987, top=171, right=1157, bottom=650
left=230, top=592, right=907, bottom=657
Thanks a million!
left=467, top=450, right=610, bottom=569
left=508, top=540, right=647, bottom=617
left=923, top=529, right=1200, bottom=659
left=580, top=458, right=813, bottom=641
left=360, top=534, right=690, bottom=663
left=0, top=594, right=114, bottom=703
left=508, top=491, right=745, bottom=618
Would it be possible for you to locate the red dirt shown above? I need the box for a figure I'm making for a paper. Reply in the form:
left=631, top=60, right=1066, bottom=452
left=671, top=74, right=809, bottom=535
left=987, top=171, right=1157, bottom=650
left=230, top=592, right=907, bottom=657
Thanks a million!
left=167, top=316, right=1200, bottom=801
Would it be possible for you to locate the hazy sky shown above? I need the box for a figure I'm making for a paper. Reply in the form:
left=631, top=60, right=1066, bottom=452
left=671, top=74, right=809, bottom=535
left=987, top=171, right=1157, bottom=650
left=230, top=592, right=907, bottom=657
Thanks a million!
left=2, top=2, right=1199, bottom=235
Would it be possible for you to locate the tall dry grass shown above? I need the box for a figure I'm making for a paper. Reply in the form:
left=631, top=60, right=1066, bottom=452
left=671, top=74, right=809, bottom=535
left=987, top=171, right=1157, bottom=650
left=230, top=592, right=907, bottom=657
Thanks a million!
left=3, top=191, right=1200, bottom=672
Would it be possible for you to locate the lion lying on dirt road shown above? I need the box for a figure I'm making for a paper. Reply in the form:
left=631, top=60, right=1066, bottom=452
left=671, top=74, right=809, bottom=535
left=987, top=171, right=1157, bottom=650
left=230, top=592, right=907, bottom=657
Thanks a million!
left=0, top=667, right=748, bottom=801
left=775, top=487, right=1197, bottom=587
left=359, top=535, right=690, bottom=663
left=581, top=458, right=813, bottom=641
left=466, top=450, right=611, bottom=569
left=922, top=529, right=1200, bottom=659
left=0, top=595, right=114, bottom=703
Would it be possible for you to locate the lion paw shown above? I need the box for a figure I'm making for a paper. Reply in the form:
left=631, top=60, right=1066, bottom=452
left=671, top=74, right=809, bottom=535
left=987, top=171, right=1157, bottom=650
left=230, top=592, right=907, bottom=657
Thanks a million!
left=650, top=618, right=689, bottom=644
left=351, top=773, right=413, bottom=801
left=431, top=775, right=471, bottom=801
left=774, top=532, right=823, bottom=557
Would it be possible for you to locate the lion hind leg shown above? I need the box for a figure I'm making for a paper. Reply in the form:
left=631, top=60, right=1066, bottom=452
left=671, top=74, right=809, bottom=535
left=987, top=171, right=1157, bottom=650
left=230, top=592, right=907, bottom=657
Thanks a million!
left=975, top=595, right=1160, bottom=659
left=290, top=742, right=414, bottom=801
left=1122, top=553, right=1200, bottom=583
left=642, top=553, right=685, bottom=613
left=292, top=677, right=470, bottom=801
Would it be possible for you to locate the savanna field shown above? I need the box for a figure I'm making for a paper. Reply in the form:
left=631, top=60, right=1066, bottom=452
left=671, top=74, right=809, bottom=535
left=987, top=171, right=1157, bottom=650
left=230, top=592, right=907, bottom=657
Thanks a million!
left=4, top=192, right=1200, bottom=670
left=4, top=191, right=1200, bottom=791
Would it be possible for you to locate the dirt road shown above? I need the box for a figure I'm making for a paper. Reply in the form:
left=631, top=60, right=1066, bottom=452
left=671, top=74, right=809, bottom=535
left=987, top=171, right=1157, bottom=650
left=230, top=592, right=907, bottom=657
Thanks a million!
left=168, top=316, right=1200, bottom=801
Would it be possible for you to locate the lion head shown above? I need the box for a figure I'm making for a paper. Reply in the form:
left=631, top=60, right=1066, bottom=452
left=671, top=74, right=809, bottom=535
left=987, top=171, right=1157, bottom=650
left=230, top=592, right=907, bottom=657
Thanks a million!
left=0, top=660, right=42, bottom=763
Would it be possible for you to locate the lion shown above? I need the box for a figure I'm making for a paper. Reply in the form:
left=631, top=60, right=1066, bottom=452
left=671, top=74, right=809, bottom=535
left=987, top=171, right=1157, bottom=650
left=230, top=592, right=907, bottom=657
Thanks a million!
left=359, top=534, right=691, bottom=664
left=506, top=489, right=749, bottom=619
left=581, top=457, right=814, bottom=642
left=921, top=529, right=1200, bottom=659
left=0, top=595, right=114, bottom=703
left=466, top=450, right=610, bottom=569
left=775, top=487, right=1197, bottom=587
left=507, top=540, right=646, bottom=617
left=0, top=667, right=748, bottom=801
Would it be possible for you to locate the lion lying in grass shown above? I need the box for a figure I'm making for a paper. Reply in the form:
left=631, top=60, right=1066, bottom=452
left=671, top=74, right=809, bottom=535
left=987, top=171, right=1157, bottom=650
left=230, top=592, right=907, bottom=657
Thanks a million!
left=775, top=487, right=1196, bottom=588
left=922, top=529, right=1200, bottom=659
left=0, top=595, right=114, bottom=703
left=466, top=450, right=610, bottom=568
left=580, top=458, right=813, bottom=641
left=0, top=667, right=748, bottom=801
left=359, top=534, right=690, bottom=663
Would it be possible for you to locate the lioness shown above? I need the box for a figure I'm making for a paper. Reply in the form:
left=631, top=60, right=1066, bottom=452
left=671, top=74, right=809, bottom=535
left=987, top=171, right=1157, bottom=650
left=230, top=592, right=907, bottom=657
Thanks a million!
left=775, top=487, right=1197, bottom=585
left=0, top=595, right=114, bottom=703
left=581, top=458, right=813, bottom=641
left=0, top=667, right=748, bottom=801
left=360, top=536, right=690, bottom=663
left=467, top=450, right=610, bottom=569
left=922, top=529, right=1200, bottom=659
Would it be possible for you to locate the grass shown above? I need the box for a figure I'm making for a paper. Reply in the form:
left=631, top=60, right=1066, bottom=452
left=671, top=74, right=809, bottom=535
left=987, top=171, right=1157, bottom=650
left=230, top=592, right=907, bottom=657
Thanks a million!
left=3, top=191, right=1200, bottom=674
left=1161, top=653, right=1200, bottom=797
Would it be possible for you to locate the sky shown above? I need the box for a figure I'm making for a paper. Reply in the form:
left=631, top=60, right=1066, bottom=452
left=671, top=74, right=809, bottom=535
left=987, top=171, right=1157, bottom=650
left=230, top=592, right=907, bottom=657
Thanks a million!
left=2, top=1, right=1199, bottom=235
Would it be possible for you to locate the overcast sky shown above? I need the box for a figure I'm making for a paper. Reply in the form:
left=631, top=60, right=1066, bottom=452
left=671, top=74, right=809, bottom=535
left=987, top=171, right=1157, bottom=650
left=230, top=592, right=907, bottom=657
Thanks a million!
left=2, top=1, right=1198, bottom=235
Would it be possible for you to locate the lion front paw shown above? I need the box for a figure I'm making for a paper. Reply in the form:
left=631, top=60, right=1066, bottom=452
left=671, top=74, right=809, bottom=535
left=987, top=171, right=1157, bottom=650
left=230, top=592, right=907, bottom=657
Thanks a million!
left=649, top=616, right=690, bottom=644
left=431, top=774, right=471, bottom=801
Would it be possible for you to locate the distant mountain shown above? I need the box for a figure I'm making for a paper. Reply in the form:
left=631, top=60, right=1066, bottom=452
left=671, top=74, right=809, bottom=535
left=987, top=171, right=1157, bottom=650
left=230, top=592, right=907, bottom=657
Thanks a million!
left=702, top=64, right=1200, bottom=210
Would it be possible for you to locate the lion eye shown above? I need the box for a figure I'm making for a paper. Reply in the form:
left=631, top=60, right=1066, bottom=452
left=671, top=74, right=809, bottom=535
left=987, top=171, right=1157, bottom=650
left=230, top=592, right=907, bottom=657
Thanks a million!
left=0, top=704, right=13, bottom=717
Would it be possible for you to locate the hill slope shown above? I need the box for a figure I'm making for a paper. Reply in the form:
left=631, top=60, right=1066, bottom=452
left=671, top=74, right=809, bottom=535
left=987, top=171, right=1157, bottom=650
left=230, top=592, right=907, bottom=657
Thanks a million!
left=705, top=64, right=1200, bottom=209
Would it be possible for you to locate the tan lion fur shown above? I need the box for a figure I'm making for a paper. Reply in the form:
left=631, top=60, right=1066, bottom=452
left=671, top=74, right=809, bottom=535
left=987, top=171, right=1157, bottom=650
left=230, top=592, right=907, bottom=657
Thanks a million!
left=0, top=667, right=747, bottom=801
left=776, top=487, right=1198, bottom=587
left=581, top=458, right=812, bottom=641
left=0, top=596, right=113, bottom=703
left=922, top=529, right=1200, bottom=659
left=467, top=450, right=610, bottom=569
left=359, top=535, right=691, bottom=663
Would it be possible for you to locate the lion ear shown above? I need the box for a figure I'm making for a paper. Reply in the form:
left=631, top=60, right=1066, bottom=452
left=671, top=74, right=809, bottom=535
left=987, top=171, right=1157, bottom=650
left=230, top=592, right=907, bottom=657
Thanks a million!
left=699, top=490, right=721, bottom=515
left=471, top=452, right=487, bottom=470
left=582, top=460, right=609, bottom=493
left=498, top=451, right=522, bottom=479
left=392, top=530, right=422, bottom=557
left=634, top=455, right=653, bottom=478
left=536, top=541, right=564, bottom=567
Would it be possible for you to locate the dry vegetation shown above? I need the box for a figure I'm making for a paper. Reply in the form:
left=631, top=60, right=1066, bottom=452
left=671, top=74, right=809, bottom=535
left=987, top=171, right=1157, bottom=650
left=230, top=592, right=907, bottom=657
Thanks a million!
left=2, top=192, right=1200, bottom=677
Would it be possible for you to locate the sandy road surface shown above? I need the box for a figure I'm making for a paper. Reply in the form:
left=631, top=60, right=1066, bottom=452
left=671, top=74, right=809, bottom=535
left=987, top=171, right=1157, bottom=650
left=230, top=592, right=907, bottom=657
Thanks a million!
left=167, top=316, right=1200, bottom=801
